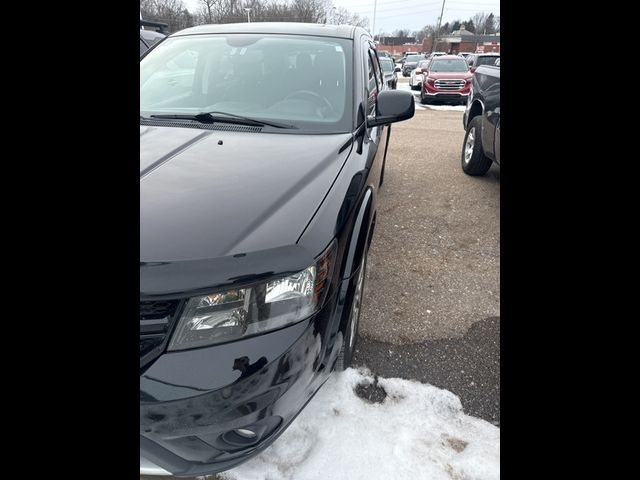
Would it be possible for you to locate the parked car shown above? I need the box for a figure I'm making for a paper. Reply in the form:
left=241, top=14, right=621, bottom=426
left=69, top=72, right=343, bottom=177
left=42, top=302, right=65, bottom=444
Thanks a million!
left=409, top=59, right=431, bottom=90
left=465, top=52, right=500, bottom=73
left=461, top=62, right=500, bottom=175
left=424, top=51, right=447, bottom=61
left=139, top=22, right=414, bottom=477
left=400, top=51, right=419, bottom=62
left=401, top=53, right=426, bottom=76
left=379, top=56, right=398, bottom=89
left=419, top=55, right=473, bottom=105
left=458, top=52, right=473, bottom=59
left=140, top=19, right=168, bottom=55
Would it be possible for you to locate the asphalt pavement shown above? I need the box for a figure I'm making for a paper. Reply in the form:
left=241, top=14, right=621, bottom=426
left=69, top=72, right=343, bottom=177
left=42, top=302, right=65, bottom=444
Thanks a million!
left=352, top=76, right=500, bottom=424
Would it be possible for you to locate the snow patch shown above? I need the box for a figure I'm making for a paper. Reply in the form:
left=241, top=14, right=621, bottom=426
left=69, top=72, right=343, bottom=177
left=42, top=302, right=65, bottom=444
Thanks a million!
left=424, top=104, right=467, bottom=111
left=220, top=368, right=499, bottom=480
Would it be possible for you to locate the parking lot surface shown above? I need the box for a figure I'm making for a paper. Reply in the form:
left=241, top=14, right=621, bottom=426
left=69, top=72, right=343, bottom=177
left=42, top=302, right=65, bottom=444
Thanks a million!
left=353, top=78, right=500, bottom=424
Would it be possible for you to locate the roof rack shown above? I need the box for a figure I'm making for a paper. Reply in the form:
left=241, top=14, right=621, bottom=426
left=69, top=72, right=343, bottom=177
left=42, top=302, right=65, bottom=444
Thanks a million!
left=140, top=19, right=169, bottom=34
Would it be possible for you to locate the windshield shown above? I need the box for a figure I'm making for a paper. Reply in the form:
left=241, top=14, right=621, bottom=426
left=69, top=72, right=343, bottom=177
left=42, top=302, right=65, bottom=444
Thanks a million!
left=380, top=58, right=394, bottom=73
left=429, top=58, right=469, bottom=72
left=140, top=34, right=353, bottom=133
left=477, top=55, right=500, bottom=66
left=405, top=55, right=424, bottom=63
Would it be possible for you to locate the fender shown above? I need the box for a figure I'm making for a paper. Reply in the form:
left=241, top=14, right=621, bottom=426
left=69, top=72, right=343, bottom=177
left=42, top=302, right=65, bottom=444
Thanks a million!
left=466, top=98, right=485, bottom=126
left=341, top=187, right=374, bottom=280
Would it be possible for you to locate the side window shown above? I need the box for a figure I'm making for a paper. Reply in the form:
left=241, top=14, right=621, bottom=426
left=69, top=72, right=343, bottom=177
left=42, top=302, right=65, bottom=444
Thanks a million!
left=371, top=49, right=384, bottom=90
left=140, top=38, right=148, bottom=55
left=366, top=52, right=377, bottom=115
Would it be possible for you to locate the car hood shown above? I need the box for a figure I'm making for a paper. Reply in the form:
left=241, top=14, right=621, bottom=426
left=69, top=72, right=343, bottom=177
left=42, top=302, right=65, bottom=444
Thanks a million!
left=140, top=125, right=352, bottom=262
left=425, top=71, right=472, bottom=79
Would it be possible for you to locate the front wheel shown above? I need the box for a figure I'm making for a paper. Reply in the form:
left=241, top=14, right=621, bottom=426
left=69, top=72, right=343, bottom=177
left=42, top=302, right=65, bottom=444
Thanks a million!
left=335, top=250, right=367, bottom=371
left=461, top=116, right=493, bottom=176
left=420, top=89, right=428, bottom=104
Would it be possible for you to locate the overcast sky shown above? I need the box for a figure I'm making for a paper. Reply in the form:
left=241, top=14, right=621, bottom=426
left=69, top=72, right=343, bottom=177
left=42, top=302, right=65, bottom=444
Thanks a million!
left=182, top=0, right=500, bottom=36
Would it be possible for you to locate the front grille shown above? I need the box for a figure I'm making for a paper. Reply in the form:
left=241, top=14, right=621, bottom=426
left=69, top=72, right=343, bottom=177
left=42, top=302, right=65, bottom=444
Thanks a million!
left=434, top=79, right=466, bottom=90
left=140, top=300, right=179, bottom=320
left=140, top=300, right=182, bottom=369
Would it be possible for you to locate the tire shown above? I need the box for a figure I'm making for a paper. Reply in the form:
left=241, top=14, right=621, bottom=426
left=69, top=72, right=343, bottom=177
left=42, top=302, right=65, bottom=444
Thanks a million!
left=461, top=116, right=493, bottom=176
left=335, top=249, right=367, bottom=372
left=420, top=89, right=428, bottom=105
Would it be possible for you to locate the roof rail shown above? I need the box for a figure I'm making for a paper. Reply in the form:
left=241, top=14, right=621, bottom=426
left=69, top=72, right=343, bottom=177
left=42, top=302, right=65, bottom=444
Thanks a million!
left=140, top=19, right=169, bottom=34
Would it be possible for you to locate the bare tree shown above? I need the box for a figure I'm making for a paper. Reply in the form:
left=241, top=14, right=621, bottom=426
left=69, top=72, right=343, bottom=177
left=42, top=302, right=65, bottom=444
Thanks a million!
left=141, top=0, right=192, bottom=32
left=330, top=6, right=368, bottom=28
left=185, top=0, right=367, bottom=27
left=392, top=29, right=411, bottom=38
left=484, top=13, right=496, bottom=34
left=472, top=12, right=489, bottom=34
left=413, top=25, right=435, bottom=43
left=198, top=0, right=218, bottom=23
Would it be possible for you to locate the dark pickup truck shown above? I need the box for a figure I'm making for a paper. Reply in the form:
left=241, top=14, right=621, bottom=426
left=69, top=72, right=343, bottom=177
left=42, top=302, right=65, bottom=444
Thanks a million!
left=461, top=60, right=500, bottom=175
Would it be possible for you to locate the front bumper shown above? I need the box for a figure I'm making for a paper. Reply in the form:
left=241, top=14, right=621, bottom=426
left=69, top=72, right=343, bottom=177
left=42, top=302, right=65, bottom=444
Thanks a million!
left=422, top=90, right=470, bottom=104
left=140, top=286, right=346, bottom=477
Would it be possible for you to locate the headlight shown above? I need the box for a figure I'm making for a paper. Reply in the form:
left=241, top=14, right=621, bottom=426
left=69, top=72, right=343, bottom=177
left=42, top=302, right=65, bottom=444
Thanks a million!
left=168, top=242, right=336, bottom=351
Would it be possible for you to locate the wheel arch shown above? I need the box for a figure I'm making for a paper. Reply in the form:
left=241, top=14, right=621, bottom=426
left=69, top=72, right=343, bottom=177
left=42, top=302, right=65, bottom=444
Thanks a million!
left=341, top=187, right=374, bottom=281
left=467, top=99, right=484, bottom=127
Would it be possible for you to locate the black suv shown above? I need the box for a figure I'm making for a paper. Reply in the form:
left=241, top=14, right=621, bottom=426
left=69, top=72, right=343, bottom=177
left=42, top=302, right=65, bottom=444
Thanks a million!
left=140, top=22, right=414, bottom=477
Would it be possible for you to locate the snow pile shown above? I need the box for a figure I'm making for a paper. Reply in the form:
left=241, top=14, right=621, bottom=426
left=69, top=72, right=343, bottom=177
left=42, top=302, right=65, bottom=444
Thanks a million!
left=220, top=368, right=499, bottom=480
left=424, top=104, right=467, bottom=111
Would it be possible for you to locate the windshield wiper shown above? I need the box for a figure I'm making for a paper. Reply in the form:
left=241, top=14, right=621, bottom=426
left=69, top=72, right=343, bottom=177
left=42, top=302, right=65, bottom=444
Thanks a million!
left=149, top=111, right=297, bottom=129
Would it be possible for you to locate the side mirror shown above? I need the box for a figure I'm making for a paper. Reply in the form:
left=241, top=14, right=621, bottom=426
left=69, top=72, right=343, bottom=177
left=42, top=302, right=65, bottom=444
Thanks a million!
left=394, top=66, right=401, bottom=72
left=367, top=90, right=415, bottom=127
left=415, top=69, right=423, bottom=74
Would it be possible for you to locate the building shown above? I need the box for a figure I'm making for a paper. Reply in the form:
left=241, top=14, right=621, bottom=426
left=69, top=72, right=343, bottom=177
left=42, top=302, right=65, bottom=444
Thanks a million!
left=424, top=24, right=500, bottom=54
left=377, top=36, right=417, bottom=46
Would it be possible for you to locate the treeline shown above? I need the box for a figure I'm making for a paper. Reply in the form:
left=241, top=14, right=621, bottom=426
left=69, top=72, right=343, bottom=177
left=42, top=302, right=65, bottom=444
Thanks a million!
left=140, top=0, right=368, bottom=34
left=380, top=12, right=500, bottom=43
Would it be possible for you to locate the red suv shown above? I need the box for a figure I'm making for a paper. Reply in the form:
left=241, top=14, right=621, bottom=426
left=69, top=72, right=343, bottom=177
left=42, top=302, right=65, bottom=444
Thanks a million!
left=420, top=55, right=473, bottom=105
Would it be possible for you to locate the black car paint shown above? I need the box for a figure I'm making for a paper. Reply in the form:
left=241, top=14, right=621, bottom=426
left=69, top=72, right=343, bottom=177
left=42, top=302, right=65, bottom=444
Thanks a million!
left=140, top=24, right=412, bottom=476
left=463, top=64, right=500, bottom=164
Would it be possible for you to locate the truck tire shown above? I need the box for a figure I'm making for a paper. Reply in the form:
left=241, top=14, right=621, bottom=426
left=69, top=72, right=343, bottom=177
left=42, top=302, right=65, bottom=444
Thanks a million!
left=461, top=116, right=492, bottom=176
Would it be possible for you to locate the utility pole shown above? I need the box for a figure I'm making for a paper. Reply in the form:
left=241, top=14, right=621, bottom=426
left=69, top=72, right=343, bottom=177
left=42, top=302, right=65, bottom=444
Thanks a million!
left=432, top=0, right=446, bottom=53
left=371, top=0, right=378, bottom=40
left=244, top=7, right=252, bottom=23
